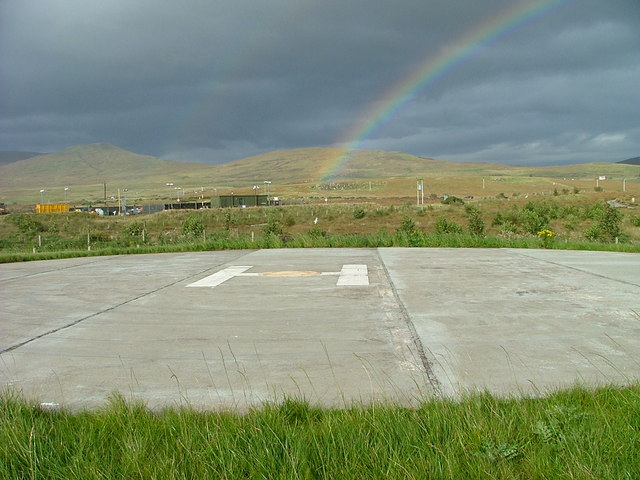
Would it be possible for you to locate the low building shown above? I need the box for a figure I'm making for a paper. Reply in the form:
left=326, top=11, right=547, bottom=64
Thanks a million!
left=211, top=194, right=272, bottom=208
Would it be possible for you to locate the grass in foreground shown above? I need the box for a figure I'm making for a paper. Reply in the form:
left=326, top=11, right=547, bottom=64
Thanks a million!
left=2, top=385, right=639, bottom=479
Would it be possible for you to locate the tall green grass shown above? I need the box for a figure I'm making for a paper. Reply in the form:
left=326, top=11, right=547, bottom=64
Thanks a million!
left=2, top=231, right=639, bottom=263
left=1, top=385, right=638, bottom=479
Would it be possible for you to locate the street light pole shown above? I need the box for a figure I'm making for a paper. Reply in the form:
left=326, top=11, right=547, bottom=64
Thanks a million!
left=166, top=183, right=174, bottom=209
left=39, top=189, right=45, bottom=204
left=64, top=187, right=69, bottom=202
left=264, top=181, right=271, bottom=205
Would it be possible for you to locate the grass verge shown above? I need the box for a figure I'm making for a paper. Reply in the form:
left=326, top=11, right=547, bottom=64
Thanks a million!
left=1, top=385, right=639, bottom=479
left=1, top=231, right=639, bottom=263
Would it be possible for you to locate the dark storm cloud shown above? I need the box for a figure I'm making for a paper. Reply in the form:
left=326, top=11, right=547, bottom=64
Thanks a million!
left=1, top=0, right=639, bottom=165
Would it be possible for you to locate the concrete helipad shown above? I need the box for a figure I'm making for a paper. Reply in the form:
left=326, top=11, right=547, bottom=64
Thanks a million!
left=1, top=248, right=638, bottom=410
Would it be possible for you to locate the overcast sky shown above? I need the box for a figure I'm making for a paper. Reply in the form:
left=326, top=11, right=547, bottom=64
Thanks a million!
left=1, top=0, right=639, bottom=166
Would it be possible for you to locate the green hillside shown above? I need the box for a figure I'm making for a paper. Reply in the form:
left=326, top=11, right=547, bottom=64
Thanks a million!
left=1, top=143, right=638, bottom=205
left=0, top=143, right=212, bottom=188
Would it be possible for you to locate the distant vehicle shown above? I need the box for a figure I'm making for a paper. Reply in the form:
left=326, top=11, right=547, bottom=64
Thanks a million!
left=464, top=195, right=474, bottom=200
left=0, top=203, right=8, bottom=215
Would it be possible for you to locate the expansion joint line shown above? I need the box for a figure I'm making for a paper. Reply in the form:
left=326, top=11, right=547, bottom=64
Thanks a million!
left=511, top=250, right=640, bottom=288
left=0, top=258, right=107, bottom=284
left=0, top=264, right=224, bottom=355
left=376, top=249, right=442, bottom=394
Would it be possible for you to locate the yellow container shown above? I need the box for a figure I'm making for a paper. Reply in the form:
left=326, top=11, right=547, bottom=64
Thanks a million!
left=35, top=203, right=70, bottom=214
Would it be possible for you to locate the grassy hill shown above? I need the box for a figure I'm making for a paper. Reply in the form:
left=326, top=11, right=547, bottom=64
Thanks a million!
left=1, top=143, right=638, bottom=205
left=0, top=143, right=212, bottom=188
left=618, top=156, right=640, bottom=166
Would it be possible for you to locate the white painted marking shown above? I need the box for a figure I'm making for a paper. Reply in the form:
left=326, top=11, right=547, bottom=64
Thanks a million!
left=337, top=264, right=369, bottom=286
left=187, top=266, right=252, bottom=287
left=188, top=264, right=369, bottom=288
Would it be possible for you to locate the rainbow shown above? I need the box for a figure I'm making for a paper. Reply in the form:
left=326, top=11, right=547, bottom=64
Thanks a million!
left=321, top=0, right=575, bottom=180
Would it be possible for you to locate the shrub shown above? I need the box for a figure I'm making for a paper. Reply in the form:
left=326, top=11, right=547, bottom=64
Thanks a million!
left=435, top=216, right=463, bottom=234
left=182, top=214, right=204, bottom=236
left=263, top=217, right=283, bottom=236
left=7, top=214, right=46, bottom=235
left=500, top=221, right=520, bottom=236
left=397, top=216, right=417, bottom=235
left=585, top=203, right=622, bottom=242
left=465, top=205, right=485, bottom=237
left=223, top=210, right=234, bottom=231
left=442, top=195, right=464, bottom=206
left=125, top=221, right=144, bottom=237
left=352, top=207, right=366, bottom=219
left=599, top=204, right=622, bottom=241
left=308, top=227, right=327, bottom=238
left=517, top=201, right=557, bottom=234
left=396, top=216, right=423, bottom=246
left=492, top=212, right=505, bottom=227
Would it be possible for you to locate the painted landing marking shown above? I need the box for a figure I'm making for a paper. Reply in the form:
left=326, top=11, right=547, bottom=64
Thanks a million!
left=187, top=265, right=369, bottom=288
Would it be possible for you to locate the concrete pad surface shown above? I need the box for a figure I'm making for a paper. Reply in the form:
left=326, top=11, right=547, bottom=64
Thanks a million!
left=1, top=248, right=638, bottom=410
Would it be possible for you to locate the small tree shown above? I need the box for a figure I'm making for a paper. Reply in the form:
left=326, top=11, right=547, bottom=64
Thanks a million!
left=465, top=205, right=485, bottom=236
left=396, top=216, right=423, bottom=246
left=599, top=204, right=622, bottom=241
left=182, top=214, right=204, bottom=236
left=585, top=203, right=622, bottom=242
left=435, top=216, right=463, bottom=234
left=263, top=217, right=283, bottom=236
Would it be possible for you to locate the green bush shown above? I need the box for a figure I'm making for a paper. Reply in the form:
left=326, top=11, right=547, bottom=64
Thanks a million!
left=585, top=203, right=622, bottom=242
left=598, top=204, right=622, bottom=241
left=435, top=216, right=463, bottom=234
left=125, top=221, right=144, bottom=237
left=465, top=205, right=485, bottom=237
left=307, top=226, right=327, bottom=238
left=6, top=214, right=46, bottom=235
left=263, top=217, right=283, bottom=236
left=395, top=216, right=424, bottom=246
left=352, top=207, right=366, bottom=219
left=442, top=195, right=464, bottom=206
left=182, top=214, right=204, bottom=236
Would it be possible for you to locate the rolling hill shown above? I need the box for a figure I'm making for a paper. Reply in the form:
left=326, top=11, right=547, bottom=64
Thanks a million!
left=618, top=156, right=640, bottom=165
left=0, top=143, right=213, bottom=188
left=1, top=143, right=638, bottom=205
